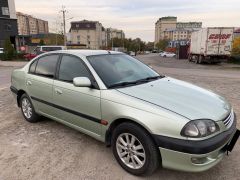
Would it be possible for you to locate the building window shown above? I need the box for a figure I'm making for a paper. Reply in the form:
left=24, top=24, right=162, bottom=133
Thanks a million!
left=77, top=35, right=80, bottom=41
left=2, top=7, right=10, bottom=16
left=4, top=24, right=12, bottom=31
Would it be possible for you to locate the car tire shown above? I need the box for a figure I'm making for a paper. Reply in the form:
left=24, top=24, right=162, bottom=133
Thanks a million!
left=20, top=94, right=40, bottom=123
left=199, top=55, right=204, bottom=64
left=188, top=55, right=192, bottom=62
left=111, top=122, right=160, bottom=176
left=195, top=56, right=199, bottom=64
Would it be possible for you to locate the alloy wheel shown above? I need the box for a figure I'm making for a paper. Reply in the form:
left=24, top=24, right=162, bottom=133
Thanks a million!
left=21, top=98, right=32, bottom=119
left=116, top=133, right=146, bottom=169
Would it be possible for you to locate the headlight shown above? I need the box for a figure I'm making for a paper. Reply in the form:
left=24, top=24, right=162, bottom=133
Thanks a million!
left=181, top=120, right=220, bottom=138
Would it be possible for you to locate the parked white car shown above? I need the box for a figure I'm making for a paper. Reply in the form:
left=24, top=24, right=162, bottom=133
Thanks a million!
left=129, top=51, right=136, bottom=56
left=160, top=52, right=176, bottom=58
left=0, top=48, right=4, bottom=54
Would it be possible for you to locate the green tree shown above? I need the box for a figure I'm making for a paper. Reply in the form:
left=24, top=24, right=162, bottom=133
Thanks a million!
left=3, top=38, right=15, bottom=60
left=156, top=39, right=169, bottom=51
left=145, top=42, right=154, bottom=51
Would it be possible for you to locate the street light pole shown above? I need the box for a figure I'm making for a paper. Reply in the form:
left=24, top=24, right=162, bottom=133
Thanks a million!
left=111, top=31, right=113, bottom=50
left=61, top=6, right=67, bottom=46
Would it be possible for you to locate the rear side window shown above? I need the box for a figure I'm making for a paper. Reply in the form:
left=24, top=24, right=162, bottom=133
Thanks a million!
left=58, top=55, right=91, bottom=82
left=29, top=60, right=37, bottom=73
left=35, top=55, right=59, bottom=78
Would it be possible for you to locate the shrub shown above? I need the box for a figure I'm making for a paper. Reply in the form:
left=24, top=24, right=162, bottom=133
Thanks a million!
left=2, top=38, right=16, bottom=61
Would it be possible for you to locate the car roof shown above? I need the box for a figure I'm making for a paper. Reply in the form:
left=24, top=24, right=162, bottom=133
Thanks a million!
left=53, top=49, right=123, bottom=57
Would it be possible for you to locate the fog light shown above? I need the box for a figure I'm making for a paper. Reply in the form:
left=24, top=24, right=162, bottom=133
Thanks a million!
left=191, top=157, right=208, bottom=164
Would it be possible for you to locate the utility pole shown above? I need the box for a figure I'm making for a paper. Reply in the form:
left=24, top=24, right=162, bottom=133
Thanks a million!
left=111, top=31, right=113, bottom=50
left=60, top=6, right=67, bottom=46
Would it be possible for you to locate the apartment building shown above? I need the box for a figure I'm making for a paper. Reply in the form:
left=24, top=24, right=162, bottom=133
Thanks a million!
left=68, top=20, right=106, bottom=49
left=163, top=29, right=192, bottom=40
left=155, top=16, right=202, bottom=44
left=0, top=0, right=18, bottom=47
left=17, top=12, right=49, bottom=36
left=107, top=28, right=125, bottom=40
left=155, top=16, right=177, bottom=44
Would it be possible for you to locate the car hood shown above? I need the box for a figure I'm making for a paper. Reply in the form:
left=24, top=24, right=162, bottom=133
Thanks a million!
left=117, top=77, right=231, bottom=121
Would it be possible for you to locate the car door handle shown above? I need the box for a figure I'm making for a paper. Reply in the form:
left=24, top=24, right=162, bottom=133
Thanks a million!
left=26, top=80, right=32, bottom=86
left=55, top=88, right=63, bottom=95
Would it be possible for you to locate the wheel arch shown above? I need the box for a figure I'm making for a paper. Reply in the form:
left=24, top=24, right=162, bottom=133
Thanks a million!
left=105, top=118, right=157, bottom=148
left=17, top=89, right=27, bottom=107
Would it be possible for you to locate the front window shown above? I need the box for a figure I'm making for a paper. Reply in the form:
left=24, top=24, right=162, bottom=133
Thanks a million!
left=58, top=55, right=91, bottom=82
left=87, top=54, right=160, bottom=88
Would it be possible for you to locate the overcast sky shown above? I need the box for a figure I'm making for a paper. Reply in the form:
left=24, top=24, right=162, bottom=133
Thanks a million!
left=15, top=0, right=240, bottom=42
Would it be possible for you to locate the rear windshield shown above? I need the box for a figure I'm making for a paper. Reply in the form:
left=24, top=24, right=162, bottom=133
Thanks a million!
left=42, top=47, right=62, bottom=52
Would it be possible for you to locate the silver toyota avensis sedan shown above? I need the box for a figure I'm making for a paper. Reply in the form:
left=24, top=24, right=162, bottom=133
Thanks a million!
left=11, top=50, right=239, bottom=175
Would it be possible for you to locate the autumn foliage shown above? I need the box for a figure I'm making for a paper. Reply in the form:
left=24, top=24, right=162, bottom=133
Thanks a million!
left=232, top=37, right=240, bottom=56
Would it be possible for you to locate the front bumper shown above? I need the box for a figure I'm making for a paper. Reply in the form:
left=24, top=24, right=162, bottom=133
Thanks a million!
left=153, top=115, right=239, bottom=172
left=159, top=145, right=225, bottom=172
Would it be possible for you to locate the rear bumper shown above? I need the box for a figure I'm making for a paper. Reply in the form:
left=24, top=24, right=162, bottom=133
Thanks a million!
left=153, top=115, right=238, bottom=172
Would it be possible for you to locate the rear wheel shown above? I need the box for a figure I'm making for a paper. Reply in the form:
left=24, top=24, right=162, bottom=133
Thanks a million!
left=188, top=54, right=192, bottom=62
left=112, top=122, right=160, bottom=176
left=199, top=55, right=204, bottom=64
left=195, top=56, right=199, bottom=64
left=20, top=94, right=40, bottom=123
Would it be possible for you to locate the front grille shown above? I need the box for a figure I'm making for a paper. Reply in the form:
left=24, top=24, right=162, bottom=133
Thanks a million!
left=223, top=110, right=234, bottom=129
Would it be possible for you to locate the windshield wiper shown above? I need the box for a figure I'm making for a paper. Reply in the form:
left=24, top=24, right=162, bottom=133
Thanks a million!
left=108, top=76, right=165, bottom=89
left=137, top=75, right=165, bottom=83
left=108, top=81, right=139, bottom=89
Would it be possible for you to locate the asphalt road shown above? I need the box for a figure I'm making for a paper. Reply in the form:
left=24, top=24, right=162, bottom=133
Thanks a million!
left=0, top=56, right=240, bottom=180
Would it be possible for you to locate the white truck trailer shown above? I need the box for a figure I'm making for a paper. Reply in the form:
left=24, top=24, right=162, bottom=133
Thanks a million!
left=189, top=27, right=234, bottom=63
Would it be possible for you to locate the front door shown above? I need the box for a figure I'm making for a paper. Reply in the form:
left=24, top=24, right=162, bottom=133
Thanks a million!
left=52, top=55, right=102, bottom=136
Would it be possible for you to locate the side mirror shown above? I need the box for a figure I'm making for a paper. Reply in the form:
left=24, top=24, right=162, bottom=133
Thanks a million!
left=73, top=77, right=92, bottom=87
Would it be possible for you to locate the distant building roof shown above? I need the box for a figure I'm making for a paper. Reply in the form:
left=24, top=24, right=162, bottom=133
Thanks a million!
left=70, top=20, right=101, bottom=31
left=164, top=28, right=200, bottom=32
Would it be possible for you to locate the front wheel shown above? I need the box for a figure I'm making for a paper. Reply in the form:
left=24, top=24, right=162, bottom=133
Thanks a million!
left=112, top=122, right=160, bottom=176
left=20, top=94, right=40, bottom=123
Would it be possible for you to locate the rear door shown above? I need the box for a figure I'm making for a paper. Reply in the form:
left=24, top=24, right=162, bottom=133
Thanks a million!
left=52, top=54, right=102, bottom=136
left=207, top=28, right=234, bottom=55
left=218, top=28, right=234, bottom=55
left=26, top=54, right=60, bottom=116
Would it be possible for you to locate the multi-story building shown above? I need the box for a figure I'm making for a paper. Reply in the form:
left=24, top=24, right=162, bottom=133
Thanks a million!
left=0, top=0, right=18, bottom=47
left=163, top=29, right=192, bottom=40
left=17, top=12, right=49, bottom=36
left=155, top=16, right=177, bottom=44
left=176, top=22, right=202, bottom=29
left=68, top=20, right=106, bottom=49
left=106, top=28, right=125, bottom=41
left=155, top=16, right=202, bottom=44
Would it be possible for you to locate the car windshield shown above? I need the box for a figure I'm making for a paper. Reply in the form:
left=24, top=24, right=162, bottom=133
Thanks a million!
left=87, top=54, right=162, bottom=88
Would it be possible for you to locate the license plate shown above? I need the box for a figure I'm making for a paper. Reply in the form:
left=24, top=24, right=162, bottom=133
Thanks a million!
left=226, top=129, right=240, bottom=152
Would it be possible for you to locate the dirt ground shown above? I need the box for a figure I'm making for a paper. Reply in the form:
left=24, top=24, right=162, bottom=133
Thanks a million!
left=0, top=56, right=240, bottom=180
